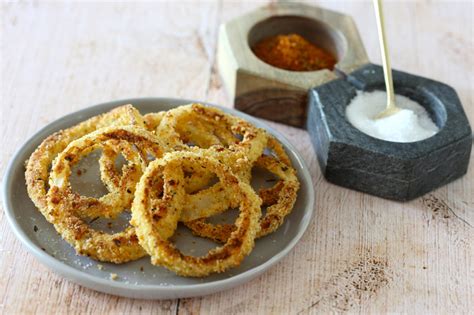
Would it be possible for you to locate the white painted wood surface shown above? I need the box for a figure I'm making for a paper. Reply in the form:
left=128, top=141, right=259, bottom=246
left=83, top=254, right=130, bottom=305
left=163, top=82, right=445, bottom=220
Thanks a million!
left=1, top=1, right=472, bottom=314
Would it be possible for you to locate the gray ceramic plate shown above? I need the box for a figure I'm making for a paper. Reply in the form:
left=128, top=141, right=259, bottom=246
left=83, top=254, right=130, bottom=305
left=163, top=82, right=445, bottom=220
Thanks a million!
left=2, top=98, right=314, bottom=299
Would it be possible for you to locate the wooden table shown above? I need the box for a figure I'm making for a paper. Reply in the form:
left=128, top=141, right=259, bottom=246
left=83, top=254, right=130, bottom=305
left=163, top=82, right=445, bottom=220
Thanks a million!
left=1, top=1, right=472, bottom=313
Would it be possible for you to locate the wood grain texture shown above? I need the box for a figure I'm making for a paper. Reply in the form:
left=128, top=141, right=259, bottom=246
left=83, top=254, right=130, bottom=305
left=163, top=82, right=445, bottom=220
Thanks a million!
left=1, top=1, right=472, bottom=314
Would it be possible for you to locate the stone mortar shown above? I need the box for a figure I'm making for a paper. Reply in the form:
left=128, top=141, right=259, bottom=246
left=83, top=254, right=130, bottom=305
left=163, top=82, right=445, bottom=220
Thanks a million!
left=307, top=63, right=472, bottom=201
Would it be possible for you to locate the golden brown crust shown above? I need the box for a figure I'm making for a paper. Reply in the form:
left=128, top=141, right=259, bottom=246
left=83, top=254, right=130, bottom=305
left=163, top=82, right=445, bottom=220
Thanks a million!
left=157, top=103, right=267, bottom=171
left=131, top=151, right=261, bottom=277
left=143, top=111, right=165, bottom=132
left=25, top=105, right=146, bottom=213
left=185, top=153, right=299, bottom=242
left=46, top=125, right=164, bottom=263
left=24, top=103, right=300, bottom=274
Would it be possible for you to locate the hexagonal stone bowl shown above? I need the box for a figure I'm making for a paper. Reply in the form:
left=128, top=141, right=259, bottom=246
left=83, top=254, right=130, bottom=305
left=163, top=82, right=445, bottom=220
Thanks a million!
left=218, top=2, right=369, bottom=127
left=307, top=63, right=472, bottom=201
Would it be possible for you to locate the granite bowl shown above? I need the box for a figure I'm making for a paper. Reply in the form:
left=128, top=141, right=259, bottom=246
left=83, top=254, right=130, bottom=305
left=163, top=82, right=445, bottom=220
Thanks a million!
left=307, top=63, right=472, bottom=201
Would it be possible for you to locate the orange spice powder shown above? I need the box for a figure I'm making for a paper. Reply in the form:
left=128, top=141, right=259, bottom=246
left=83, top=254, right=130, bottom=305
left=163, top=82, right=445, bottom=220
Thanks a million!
left=252, top=33, right=337, bottom=71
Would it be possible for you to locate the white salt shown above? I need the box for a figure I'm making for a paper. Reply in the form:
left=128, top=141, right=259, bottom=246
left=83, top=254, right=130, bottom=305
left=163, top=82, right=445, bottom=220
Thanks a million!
left=346, top=91, right=439, bottom=143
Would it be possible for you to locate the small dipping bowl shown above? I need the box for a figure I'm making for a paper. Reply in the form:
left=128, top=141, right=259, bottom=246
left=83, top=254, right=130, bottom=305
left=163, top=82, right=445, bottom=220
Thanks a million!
left=307, top=63, right=472, bottom=201
left=218, top=2, right=369, bottom=127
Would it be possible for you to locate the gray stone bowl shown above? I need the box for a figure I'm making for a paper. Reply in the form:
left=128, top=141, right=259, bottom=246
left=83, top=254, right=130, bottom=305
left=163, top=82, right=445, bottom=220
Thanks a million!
left=307, top=63, right=472, bottom=201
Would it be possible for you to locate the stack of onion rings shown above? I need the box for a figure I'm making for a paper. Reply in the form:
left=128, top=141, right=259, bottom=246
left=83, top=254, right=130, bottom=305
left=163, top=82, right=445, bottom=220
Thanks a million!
left=25, top=103, right=300, bottom=276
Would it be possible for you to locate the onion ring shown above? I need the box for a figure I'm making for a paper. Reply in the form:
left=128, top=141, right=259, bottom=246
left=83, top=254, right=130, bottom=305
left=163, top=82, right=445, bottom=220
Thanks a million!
left=265, top=134, right=292, bottom=167
left=26, top=105, right=146, bottom=215
left=96, top=111, right=164, bottom=193
left=131, top=151, right=261, bottom=277
left=158, top=104, right=267, bottom=210
left=182, top=133, right=293, bottom=229
left=185, top=154, right=299, bottom=242
left=47, top=125, right=163, bottom=263
left=97, top=140, right=144, bottom=200
left=157, top=103, right=267, bottom=168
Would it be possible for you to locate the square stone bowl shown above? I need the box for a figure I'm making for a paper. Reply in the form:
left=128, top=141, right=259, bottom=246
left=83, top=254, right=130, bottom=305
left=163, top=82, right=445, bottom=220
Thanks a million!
left=218, top=2, right=368, bottom=127
left=307, top=63, right=472, bottom=201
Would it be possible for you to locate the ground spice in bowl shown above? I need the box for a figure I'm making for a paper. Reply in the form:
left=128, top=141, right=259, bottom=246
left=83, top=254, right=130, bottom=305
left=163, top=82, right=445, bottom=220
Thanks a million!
left=252, top=33, right=337, bottom=71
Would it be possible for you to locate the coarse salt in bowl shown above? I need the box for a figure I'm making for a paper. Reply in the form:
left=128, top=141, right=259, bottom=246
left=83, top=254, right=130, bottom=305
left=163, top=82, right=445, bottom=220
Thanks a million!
left=345, top=90, right=439, bottom=143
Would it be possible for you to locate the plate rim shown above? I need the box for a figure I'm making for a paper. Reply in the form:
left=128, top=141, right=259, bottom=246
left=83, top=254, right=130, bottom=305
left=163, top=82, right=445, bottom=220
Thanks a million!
left=2, top=97, right=315, bottom=298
